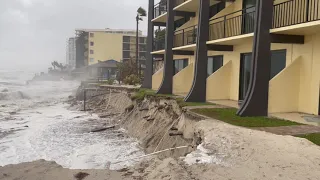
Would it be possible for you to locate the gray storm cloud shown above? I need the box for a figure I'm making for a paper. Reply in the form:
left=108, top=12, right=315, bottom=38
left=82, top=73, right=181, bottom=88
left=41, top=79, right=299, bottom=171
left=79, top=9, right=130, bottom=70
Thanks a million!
left=0, top=0, right=148, bottom=72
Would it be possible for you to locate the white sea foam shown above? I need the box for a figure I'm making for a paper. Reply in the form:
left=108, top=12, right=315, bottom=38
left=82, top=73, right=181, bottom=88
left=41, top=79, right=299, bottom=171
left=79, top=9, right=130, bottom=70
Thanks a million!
left=0, top=70, right=144, bottom=170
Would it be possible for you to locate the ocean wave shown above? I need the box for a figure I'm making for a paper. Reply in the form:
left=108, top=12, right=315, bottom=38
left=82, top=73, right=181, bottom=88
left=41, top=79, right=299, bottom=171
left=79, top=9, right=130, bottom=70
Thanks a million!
left=0, top=82, right=25, bottom=86
left=0, top=91, right=30, bottom=101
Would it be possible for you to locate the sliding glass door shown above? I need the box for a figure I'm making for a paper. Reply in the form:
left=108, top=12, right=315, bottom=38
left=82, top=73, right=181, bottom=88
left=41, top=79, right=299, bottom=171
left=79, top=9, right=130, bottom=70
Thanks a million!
left=239, top=53, right=252, bottom=101
left=239, top=50, right=287, bottom=101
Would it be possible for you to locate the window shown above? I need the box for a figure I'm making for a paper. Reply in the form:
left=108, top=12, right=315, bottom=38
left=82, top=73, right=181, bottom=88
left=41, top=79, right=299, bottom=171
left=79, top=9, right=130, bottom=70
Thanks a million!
left=123, top=51, right=130, bottom=58
left=209, top=2, right=225, bottom=18
left=123, top=36, right=130, bottom=43
left=90, top=58, right=94, bottom=62
left=173, top=59, right=188, bottom=75
left=207, top=56, right=223, bottom=77
left=123, top=43, right=130, bottom=50
left=90, top=42, right=94, bottom=46
left=90, top=50, right=94, bottom=54
left=90, top=33, right=94, bottom=37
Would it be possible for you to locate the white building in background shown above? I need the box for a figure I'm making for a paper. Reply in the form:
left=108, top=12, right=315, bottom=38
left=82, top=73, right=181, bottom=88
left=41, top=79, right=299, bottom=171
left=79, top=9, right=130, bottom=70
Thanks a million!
left=66, top=37, right=76, bottom=69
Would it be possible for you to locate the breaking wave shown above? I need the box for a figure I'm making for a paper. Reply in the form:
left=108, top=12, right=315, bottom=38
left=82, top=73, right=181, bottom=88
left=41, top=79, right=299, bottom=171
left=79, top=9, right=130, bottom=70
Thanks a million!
left=0, top=91, right=30, bottom=101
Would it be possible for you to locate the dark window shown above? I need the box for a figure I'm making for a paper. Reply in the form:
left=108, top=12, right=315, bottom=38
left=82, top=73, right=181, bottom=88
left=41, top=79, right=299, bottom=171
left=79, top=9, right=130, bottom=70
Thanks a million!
left=90, top=42, right=94, bottom=46
left=207, top=56, right=223, bottom=77
left=174, top=16, right=191, bottom=30
left=90, top=50, right=94, bottom=54
left=242, top=0, right=256, bottom=34
left=239, top=49, right=286, bottom=100
left=209, top=2, right=225, bottom=18
left=123, top=43, right=130, bottom=50
left=123, top=51, right=130, bottom=58
left=270, top=50, right=286, bottom=79
left=90, top=33, right=94, bottom=37
left=139, top=37, right=146, bottom=43
left=173, top=59, right=188, bottom=75
left=123, top=36, right=130, bottom=43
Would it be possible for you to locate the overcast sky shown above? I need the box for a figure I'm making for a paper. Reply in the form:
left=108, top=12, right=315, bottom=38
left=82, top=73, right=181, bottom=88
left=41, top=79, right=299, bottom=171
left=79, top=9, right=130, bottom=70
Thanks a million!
left=0, top=0, right=149, bottom=72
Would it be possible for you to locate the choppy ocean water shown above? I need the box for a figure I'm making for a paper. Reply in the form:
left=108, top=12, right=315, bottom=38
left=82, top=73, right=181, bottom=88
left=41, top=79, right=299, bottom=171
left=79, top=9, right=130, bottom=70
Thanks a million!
left=0, top=70, right=143, bottom=170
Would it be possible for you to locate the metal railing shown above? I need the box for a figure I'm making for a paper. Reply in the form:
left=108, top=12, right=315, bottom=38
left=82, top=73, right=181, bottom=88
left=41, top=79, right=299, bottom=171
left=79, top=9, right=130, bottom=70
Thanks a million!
left=154, top=1, right=167, bottom=18
left=273, top=0, right=320, bottom=28
left=208, top=0, right=320, bottom=41
left=153, top=36, right=166, bottom=51
left=174, top=25, right=197, bottom=47
left=209, top=6, right=256, bottom=41
left=174, top=0, right=188, bottom=7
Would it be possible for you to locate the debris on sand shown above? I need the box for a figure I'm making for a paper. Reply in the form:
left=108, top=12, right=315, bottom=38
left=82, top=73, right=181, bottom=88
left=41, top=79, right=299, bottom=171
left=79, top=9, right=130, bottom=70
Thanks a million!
left=74, top=172, right=89, bottom=180
left=90, top=125, right=116, bottom=133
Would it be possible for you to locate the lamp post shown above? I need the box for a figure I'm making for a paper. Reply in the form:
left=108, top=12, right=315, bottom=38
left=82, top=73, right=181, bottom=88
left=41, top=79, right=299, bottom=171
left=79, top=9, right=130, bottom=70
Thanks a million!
left=136, top=7, right=146, bottom=77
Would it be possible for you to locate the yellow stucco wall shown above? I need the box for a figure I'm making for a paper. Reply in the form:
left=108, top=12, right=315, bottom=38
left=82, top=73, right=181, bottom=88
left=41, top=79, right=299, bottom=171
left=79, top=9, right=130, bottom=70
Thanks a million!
left=152, top=68, right=163, bottom=90
left=205, top=32, right=320, bottom=115
left=206, top=61, right=232, bottom=100
left=173, top=63, right=194, bottom=96
left=268, top=57, right=302, bottom=113
left=88, top=32, right=123, bottom=65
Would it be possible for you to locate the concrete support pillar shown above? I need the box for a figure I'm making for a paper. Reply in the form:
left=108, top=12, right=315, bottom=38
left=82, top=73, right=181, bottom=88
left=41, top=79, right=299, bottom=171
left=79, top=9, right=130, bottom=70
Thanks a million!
left=157, top=0, right=174, bottom=94
left=237, top=0, right=273, bottom=116
left=142, top=0, right=154, bottom=89
left=184, top=0, right=209, bottom=102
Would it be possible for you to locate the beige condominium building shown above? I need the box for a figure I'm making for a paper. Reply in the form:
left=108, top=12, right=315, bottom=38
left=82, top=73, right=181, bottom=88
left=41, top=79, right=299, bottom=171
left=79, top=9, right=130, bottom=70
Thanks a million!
left=75, top=28, right=147, bottom=67
left=142, top=0, right=320, bottom=117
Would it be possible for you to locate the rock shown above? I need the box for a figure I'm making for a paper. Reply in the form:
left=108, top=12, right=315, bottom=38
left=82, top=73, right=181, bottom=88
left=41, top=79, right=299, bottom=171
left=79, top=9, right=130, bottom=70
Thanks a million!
left=24, top=125, right=29, bottom=128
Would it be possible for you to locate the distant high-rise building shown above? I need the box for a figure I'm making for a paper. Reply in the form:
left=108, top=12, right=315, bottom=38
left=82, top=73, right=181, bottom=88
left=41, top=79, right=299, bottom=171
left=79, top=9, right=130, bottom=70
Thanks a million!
left=66, top=37, right=76, bottom=69
left=75, top=28, right=147, bottom=68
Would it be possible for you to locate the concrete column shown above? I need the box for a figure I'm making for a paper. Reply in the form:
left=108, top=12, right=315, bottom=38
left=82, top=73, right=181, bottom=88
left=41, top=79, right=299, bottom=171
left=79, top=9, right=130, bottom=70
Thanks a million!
left=184, top=0, right=209, bottom=102
left=237, top=0, right=273, bottom=116
left=157, top=0, right=174, bottom=94
left=142, top=0, right=154, bottom=89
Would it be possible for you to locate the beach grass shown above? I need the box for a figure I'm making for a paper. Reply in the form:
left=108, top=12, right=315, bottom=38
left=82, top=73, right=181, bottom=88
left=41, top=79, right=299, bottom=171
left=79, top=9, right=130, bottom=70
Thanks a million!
left=175, top=98, right=215, bottom=107
left=296, top=133, right=320, bottom=146
left=131, top=89, right=215, bottom=107
left=191, top=108, right=301, bottom=127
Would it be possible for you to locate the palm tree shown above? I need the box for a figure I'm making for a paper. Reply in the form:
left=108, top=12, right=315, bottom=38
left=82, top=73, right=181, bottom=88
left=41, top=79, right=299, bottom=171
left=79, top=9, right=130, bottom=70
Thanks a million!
left=136, top=7, right=147, bottom=77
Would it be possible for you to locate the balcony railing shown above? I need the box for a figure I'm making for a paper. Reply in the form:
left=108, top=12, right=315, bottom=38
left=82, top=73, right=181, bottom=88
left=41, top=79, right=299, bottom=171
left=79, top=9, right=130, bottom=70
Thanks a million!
left=153, top=37, right=165, bottom=51
left=174, top=0, right=188, bottom=7
left=273, top=0, right=320, bottom=28
left=209, top=0, right=320, bottom=41
left=209, top=6, right=255, bottom=41
left=174, top=25, right=197, bottom=47
left=154, top=1, right=167, bottom=19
